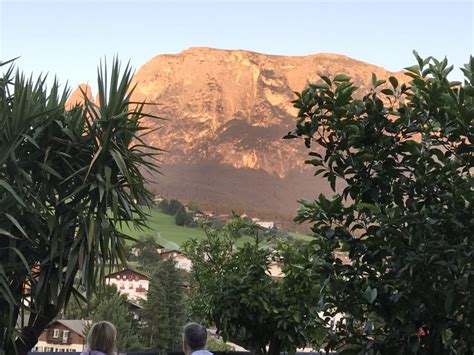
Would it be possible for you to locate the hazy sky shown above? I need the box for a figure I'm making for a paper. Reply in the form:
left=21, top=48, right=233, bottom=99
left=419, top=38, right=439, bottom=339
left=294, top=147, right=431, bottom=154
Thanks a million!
left=1, top=0, right=473, bottom=90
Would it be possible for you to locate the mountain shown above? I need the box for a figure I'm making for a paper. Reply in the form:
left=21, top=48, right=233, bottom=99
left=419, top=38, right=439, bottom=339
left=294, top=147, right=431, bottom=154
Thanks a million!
left=71, top=48, right=405, bottom=228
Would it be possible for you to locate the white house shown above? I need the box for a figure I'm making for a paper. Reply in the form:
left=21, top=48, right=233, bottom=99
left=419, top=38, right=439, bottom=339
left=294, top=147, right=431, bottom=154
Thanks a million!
left=159, top=250, right=193, bottom=272
left=105, top=269, right=149, bottom=301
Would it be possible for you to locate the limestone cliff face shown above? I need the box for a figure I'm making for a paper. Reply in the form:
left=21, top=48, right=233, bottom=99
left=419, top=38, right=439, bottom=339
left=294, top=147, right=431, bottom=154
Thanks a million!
left=68, top=48, right=405, bottom=223
left=131, top=47, right=404, bottom=179
left=66, top=83, right=94, bottom=109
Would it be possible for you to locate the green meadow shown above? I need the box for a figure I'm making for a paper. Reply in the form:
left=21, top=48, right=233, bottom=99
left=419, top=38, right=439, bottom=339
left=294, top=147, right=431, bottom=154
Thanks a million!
left=119, top=208, right=207, bottom=249
left=119, top=208, right=312, bottom=250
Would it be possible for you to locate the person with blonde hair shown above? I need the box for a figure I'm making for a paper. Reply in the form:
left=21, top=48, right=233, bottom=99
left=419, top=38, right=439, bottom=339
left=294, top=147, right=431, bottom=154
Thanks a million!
left=81, top=321, right=117, bottom=355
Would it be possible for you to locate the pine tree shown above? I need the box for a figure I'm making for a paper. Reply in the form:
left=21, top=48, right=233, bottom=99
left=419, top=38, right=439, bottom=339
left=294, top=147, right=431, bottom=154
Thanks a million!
left=134, top=235, right=161, bottom=268
left=175, top=206, right=186, bottom=226
left=141, top=259, right=186, bottom=352
left=87, top=291, right=143, bottom=351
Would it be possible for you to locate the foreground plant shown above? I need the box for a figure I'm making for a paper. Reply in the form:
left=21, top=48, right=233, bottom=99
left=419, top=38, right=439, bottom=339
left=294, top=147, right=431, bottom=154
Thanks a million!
left=285, top=52, right=473, bottom=354
left=0, top=59, right=160, bottom=354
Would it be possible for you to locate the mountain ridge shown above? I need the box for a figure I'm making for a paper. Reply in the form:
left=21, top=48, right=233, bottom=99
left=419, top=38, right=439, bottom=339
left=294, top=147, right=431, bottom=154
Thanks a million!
left=69, top=48, right=406, bottom=227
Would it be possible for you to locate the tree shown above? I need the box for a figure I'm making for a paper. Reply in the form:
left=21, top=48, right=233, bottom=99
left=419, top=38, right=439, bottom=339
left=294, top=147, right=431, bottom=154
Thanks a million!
left=168, top=199, right=184, bottom=215
left=0, top=59, right=160, bottom=354
left=160, top=199, right=183, bottom=216
left=70, top=284, right=144, bottom=351
left=133, top=235, right=161, bottom=268
left=86, top=289, right=143, bottom=352
left=184, top=217, right=323, bottom=355
left=285, top=52, right=474, bottom=354
left=158, top=199, right=170, bottom=213
left=62, top=284, right=120, bottom=320
left=175, top=206, right=186, bottom=226
left=141, top=259, right=186, bottom=353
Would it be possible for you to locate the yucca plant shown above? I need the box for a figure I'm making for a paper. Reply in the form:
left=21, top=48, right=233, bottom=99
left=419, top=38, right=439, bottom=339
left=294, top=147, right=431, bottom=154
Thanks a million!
left=0, top=58, right=161, bottom=354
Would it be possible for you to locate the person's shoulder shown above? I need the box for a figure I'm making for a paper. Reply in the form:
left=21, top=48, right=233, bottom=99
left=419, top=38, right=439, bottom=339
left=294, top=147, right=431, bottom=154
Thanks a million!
left=192, top=350, right=214, bottom=355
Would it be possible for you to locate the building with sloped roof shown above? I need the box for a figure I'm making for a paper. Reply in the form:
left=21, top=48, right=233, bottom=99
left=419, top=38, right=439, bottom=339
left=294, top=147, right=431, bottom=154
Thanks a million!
left=105, top=268, right=149, bottom=301
left=34, top=319, right=88, bottom=352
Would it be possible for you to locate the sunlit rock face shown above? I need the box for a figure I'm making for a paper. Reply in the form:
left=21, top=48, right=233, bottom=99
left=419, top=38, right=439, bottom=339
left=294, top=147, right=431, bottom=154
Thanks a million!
left=69, top=48, right=404, bottom=224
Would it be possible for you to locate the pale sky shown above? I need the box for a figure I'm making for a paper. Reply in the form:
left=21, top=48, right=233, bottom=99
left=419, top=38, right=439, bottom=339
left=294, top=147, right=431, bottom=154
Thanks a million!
left=1, top=0, right=473, bottom=90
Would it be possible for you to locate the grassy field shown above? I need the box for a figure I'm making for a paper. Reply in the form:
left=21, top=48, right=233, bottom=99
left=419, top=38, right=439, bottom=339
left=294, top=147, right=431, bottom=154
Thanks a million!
left=288, top=231, right=314, bottom=241
left=119, top=208, right=312, bottom=250
left=119, top=208, right=207, bottom=249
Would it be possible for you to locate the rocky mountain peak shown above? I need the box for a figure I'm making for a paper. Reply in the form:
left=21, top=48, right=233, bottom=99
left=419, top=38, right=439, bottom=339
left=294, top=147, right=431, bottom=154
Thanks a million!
left=67, top=48, right=406, bottom=224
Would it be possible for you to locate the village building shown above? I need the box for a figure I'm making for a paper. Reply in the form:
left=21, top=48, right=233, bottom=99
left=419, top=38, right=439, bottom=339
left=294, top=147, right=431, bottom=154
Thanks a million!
left=251, top=217, right=275, bottom=229
left=34, top=319, right=87, bottom=352
left=267, top=260, right=284, bottom=279
left=153, top=195, right=164, bottom=203
left=255, top=221, right=275, bottom=229
left=202, top=211, right=214, bottom=218
left=335, top=251, right=352, bottom=265
left=159, top=249, right=193, bottom=272
left=105, top=268, right=149, bottom=302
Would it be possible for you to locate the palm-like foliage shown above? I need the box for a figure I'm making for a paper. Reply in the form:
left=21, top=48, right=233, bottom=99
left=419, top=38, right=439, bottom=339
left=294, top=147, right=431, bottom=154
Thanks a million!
left=0, top=58, right=161, bottom=354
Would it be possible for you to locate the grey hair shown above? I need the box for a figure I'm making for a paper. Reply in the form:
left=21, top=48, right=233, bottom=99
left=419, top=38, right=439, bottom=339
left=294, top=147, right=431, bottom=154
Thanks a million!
left=183, top=322, right=208, bottom=351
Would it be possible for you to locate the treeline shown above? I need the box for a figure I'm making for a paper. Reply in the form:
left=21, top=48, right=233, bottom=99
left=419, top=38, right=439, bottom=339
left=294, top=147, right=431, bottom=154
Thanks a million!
left=158, top=199, right=197, bottom=227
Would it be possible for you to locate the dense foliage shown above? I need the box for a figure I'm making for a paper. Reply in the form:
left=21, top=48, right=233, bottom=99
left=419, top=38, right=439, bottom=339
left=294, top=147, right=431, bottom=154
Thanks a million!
left=206, top=337, right=235, bottom=352
left=159, top=199, right=195, bottom=226
left=175, top=206, right=187, bottom=226
left=131, top=234, right=162, bottom=269
left=184, top=217, right=322, bottom=355
left=159, top=199, right=183, bottom=215
left=62, top=284, right=114, bottom=320
left=82, top=285, right=143, bottom=351
left=285, top=53, right=474, bottom=354
left=141, top=259, right=187, bottom=353
left=0, top=59, right=160, bottom=354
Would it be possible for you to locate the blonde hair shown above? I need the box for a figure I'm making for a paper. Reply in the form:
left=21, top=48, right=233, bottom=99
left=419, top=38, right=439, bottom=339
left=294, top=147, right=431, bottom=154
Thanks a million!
left=87, top=321, right=117, bottom=355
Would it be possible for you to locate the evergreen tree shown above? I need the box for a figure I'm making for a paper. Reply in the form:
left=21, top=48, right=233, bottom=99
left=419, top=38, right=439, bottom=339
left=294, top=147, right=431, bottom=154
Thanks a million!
left=175, top=206, right=186, bottom=226
left=62, top=284, right=119, bottom=319
left=141, top=259, right=186, bottom=352
left=134, top=235, right=161, bottom=268
left=158, top=199, right=169, bottom=213
left=168, top=199, right=183, bottom=215
left=87, top=292, right=143, bottom=352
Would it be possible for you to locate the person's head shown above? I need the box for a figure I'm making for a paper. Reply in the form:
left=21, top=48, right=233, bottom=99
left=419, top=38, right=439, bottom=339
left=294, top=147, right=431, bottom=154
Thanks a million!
left=183, top=322, right=208, bottom=355
left=87, top=321, right=117, bottom=355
